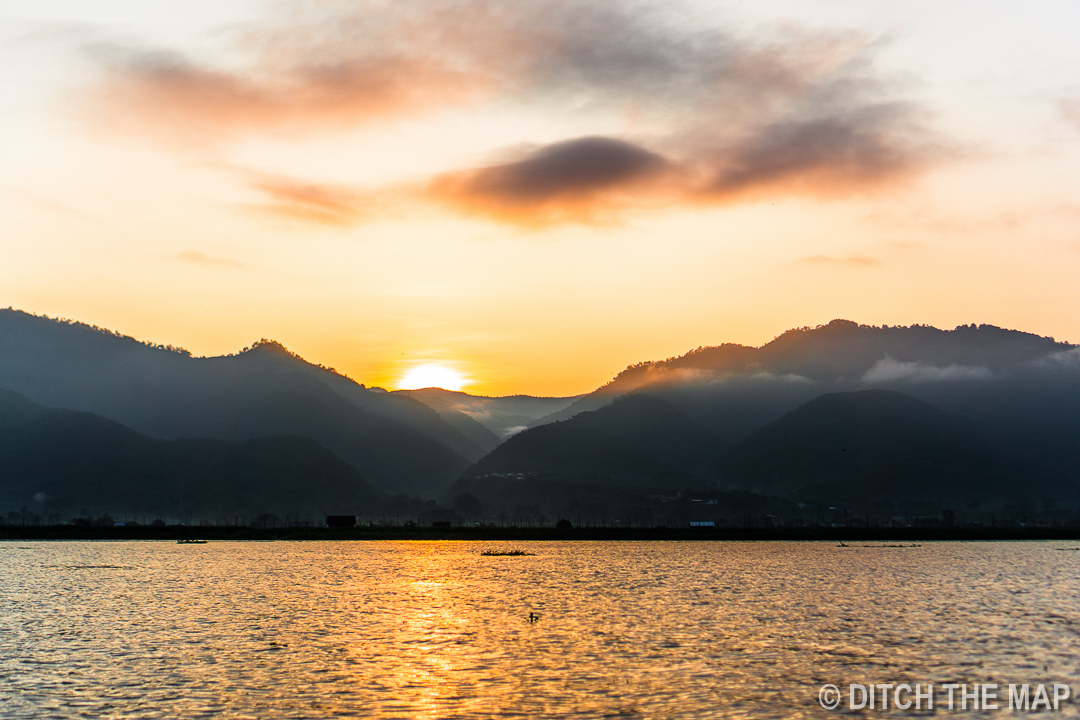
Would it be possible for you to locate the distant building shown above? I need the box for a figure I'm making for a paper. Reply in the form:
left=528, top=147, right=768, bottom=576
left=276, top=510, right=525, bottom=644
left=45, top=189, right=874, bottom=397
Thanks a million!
left=688, top=521, right=716, bottom=528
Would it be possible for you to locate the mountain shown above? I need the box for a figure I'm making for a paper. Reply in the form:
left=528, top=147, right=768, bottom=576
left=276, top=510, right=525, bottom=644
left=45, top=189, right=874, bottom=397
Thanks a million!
left=715, top=389, right=1058, bottom=515
left=612, top=320, right=1067, bottom=394
left=463, top=394, right=721, bottom=481
left=449, top=394, right=734, bottom=521
left=391, top=388, right=502, bottom=452
left=0, top=389, right=382, bottom=521
left=531, top=320, right=1080, bottom=471
left=536, top=320, right=1072, bottom=425
left=395, top=388, right=580, bottom=439
left=0, top=387, right=49, bottom=429
left=0, top=309, right=482, bottom=496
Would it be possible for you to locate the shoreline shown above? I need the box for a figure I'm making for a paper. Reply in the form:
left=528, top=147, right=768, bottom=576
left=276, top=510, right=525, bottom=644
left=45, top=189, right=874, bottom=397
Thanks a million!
left=3, top=526, right=1080, bottom=542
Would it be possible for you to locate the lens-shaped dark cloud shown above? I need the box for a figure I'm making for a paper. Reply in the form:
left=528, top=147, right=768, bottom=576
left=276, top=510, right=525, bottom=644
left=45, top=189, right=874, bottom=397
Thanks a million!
left=429, top=137, right=679, bottom=225
left=459, top=137, right=670, bottom=199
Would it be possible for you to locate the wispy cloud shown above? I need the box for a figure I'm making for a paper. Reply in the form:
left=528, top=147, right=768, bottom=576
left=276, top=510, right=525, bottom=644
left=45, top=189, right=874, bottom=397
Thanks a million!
left=82, top=0, right=951, bottom=226
left=799, top=254, right=881, bottom=267
left=861, top=357, right=994, bottom=383
left=1060, top=96, right=1080, bottom=132
left=241, top=173, right=375, bottom=227
left=1037, top=347, right=1080, bottom=369
left=175, top=251, right=249, bottom=269
left=705, top=106, right=937, bottom=201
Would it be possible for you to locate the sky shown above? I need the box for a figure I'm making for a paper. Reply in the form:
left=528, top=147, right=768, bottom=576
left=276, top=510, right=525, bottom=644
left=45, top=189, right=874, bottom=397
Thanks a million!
left=2, top=0, right=1080, bottom=396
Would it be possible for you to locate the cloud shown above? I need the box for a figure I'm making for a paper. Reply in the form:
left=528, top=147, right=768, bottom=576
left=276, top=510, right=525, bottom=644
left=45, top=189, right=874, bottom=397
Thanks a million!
left=175, top=251, right=249, bottom=268
left=242, top=173, right=374, bottom=226
left=427, top=112, right=938, bottom=226
left=1037, top=348, right=1080, bottom=369
left=86, top=30, right=492, bottom=144
left=746, top=371, right=814, bottom=384
left=861, top=357, right=994, bottom=383
left=799, top=255, right=881, bottom=267
left=1060, top=97, right=1080, bottom=132
left=82, top=0, right=950, bottom=225
left=705, top=106, right=938, bottom=200
left=428, top=136, right=679, bottom=225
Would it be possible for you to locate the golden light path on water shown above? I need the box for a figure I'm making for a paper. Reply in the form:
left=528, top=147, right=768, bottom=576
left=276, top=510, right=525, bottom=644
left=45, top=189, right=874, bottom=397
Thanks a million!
left=2, top=541, right=1080, bottom=718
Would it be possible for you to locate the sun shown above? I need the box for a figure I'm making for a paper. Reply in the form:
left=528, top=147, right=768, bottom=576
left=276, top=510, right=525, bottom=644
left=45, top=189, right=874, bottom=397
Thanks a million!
left=399, top=364, right=467, bottom=391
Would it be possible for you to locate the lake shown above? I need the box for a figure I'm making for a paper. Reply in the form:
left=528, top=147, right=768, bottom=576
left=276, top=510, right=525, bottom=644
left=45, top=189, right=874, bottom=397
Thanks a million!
left=2, top=541, right=1079, bottom=718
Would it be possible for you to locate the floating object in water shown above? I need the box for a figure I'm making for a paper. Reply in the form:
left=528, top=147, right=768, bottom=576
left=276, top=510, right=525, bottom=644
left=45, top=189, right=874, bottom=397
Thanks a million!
left=177, top=539, right=207, bottom=544
left=528, top=612, right=540, bottom=623
left=480, top=549, right=535, bottom=557
left=837, top=542, right=849, bottom=548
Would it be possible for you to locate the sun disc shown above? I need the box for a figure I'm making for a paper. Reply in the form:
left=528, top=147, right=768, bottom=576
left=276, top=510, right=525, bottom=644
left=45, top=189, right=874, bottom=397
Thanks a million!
left=399, top=364, right=466, bottom=391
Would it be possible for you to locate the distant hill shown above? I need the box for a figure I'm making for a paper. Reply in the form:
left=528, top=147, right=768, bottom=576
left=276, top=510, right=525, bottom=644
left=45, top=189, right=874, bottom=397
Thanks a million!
left=391, top=388, right=502, bottom=452
left=536, top=320, right=1073, bottom=428
left=0, top=309, right=482, bottom=496
left=529, top=321, right=1080, bottom=481
left=715, top=389, right=1056, bottom=514
left=612, top=320, right=1068, bottom=393
left=395, top=388, right=580, bottom=439
left=464, top=394, right=721, bottom=481
left=451, top=394, right=733, bottom=521
left=0, top=389, right=382, bottom=521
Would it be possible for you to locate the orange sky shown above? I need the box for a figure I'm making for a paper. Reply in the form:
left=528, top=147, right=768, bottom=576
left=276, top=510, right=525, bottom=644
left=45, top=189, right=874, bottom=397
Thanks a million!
left=3, top=0, right=1080, bottom=396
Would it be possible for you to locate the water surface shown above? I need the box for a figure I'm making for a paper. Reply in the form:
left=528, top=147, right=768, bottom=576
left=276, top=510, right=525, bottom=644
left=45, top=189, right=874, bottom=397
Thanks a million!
left=2, top=541, right=1079, bottom=718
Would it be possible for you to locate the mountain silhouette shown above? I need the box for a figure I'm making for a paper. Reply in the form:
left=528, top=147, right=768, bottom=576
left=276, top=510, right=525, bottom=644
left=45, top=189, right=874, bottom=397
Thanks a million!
left=715, top=389, right=1053, bottom=512
left=528, top=321, right=1080, bottom=481
left=464, top=394, right=721, bottom=481
left=537, top=320, right=1071, bottom=427
left=0, top=389, right=382, bottom=520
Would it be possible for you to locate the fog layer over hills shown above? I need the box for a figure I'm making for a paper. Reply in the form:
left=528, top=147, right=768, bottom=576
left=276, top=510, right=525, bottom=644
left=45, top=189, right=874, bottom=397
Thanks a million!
left=395, top=388, right=580, bottom=441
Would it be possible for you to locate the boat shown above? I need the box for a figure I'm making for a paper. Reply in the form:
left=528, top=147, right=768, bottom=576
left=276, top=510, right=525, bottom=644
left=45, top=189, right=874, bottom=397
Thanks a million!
left=177, top=539, right=207, bottom=544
